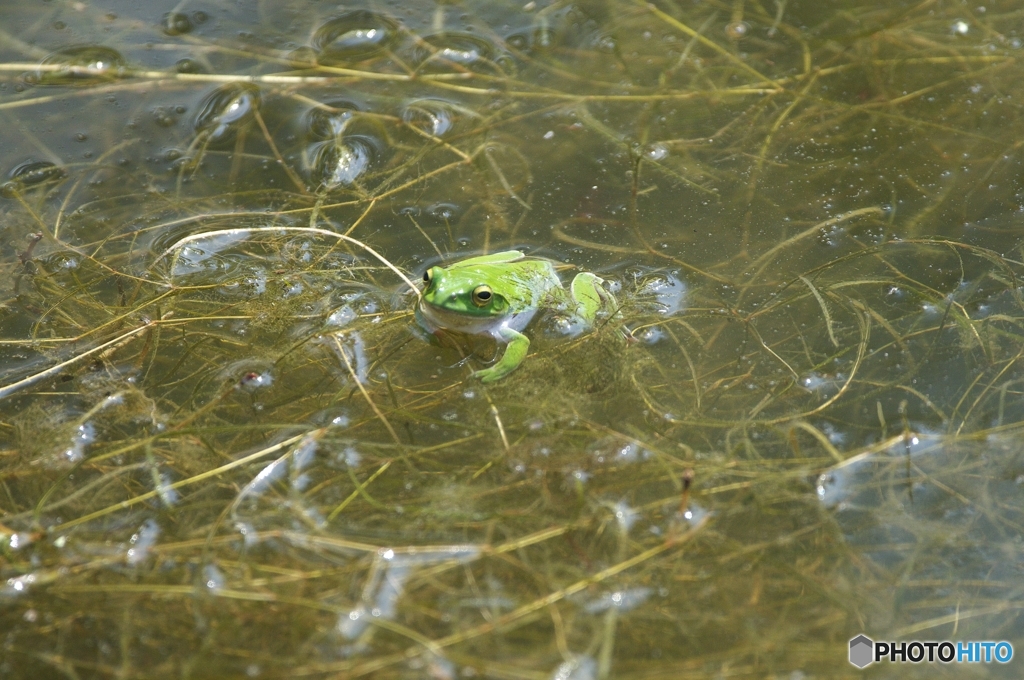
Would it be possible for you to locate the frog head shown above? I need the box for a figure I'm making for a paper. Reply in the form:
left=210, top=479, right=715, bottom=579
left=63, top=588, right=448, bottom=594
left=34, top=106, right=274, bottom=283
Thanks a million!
left=421, top=251, right=527, bottom=318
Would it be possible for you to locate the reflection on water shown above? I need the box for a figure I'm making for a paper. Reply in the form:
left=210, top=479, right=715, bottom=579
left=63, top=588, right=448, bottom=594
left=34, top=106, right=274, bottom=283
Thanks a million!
left=2, top=0, right=1024, bottom=677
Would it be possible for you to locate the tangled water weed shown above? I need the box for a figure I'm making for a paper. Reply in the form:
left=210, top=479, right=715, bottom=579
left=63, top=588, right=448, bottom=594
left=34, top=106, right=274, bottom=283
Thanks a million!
left=2, top=0, right=1024, bottom=677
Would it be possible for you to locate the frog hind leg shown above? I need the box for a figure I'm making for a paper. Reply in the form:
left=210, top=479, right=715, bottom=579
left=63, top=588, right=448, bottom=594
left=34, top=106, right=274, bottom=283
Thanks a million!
left=473, top=327, right=530, bottom=383
left=570, top=272, right=617, bottom=326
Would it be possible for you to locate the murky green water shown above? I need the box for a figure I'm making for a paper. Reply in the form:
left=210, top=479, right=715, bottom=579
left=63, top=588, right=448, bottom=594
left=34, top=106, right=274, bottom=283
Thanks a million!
left=2, top=0, right=1024, bottom=678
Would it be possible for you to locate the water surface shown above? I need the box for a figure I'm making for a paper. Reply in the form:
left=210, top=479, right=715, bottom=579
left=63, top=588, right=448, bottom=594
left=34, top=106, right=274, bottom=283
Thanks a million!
left=2, top=0, right=1024, bottom=678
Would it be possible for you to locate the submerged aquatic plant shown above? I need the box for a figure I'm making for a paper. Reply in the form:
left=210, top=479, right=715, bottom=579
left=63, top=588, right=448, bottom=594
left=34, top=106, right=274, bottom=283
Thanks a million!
left=2, top=0, right=1024, bottom=677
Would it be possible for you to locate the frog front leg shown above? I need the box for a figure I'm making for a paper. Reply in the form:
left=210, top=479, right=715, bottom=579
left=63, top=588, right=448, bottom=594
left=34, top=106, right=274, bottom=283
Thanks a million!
left=570, top=272, right=617, bottom=326
left=473, top=326, right=530, bottom=383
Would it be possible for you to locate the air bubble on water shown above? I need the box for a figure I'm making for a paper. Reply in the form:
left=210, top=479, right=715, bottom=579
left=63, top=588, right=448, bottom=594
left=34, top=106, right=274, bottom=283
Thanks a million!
left=239, top=371, right=273, bottom=389
left=170, top=231, right=249, bottom=277
left=162, top=12, right=193, bottom=36
left=9, top=533, right=32, bottom=550
left=3, top=573, right=38, bottom=597
left=339, top=445, right=361, bottom=468
left=312, top=11, right=399, bottom=63
left=334, top=332, right=370, bottom=384
left=245, top=269, right=267, bottom=295
left=428, top=203, right=459, bottom=220
left=193, top=83, right=261, bottom=144
left=234, top=521, right=259, bottom=547
left=679, top=501, right=709, bottom=525
left=644, top=143, right=668, bottom=160
left=306, top=101, right=360, bottom=139
left=38, top=45, right=127, bottom=85
left=9, top=160, right=66, bottom=186
left=952, top=20, right=969, bottom=35
left=420, top=33, right=496, bottom=67
left=337, top=549, right=473, bottom=640
left=640, top=273, right=687, bottom=315
left=327, top=305, right=357, bottom=327
left=569, top=469, right=590, bottom=484
left=583, top=587, right=652, bottom=614
left=292, top=434, right=319, bottom=473
left=801, top=372, right=845, bottom=396
left=314, top=137, right=375, bottom=188
left=126, top=519, right=160, bottom=566
left=203, top=563, right=226, bottom=591
left=240, top=456, right=288, bottom=501
left=551, top=656, right=597, bottom=680
left=613, top=500, right=639, bottom=531
left=63, top=422, right=96, bottom=463
left=401, top=98, right=462, bottom=137
left=725, top=21, right=749, bottom=39
left=156, top=472, right=179, bottom=507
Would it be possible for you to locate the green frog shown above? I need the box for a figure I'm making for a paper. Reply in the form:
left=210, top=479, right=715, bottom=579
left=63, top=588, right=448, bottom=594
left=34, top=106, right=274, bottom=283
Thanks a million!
left=416, top=251, right=618, bottom=382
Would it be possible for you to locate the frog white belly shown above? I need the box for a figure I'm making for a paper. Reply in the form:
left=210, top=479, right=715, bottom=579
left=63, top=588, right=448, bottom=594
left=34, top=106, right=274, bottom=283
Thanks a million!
left=417, top=302, right=538, bottom=339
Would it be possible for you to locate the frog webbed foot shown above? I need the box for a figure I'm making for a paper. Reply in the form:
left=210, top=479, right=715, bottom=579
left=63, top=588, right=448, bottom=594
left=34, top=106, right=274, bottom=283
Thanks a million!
left=569, top=272, right=618, bottom=327
left=472, top=327, right=530, bottom=383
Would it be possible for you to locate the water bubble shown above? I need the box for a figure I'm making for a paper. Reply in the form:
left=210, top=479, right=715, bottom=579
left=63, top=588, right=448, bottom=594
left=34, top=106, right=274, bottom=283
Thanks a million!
left=161, top=12, right=193, bottom=36
left=801, top=371, right=845, bottom=397
left=568, top=469, right=591, bottom=484
left=203, top=563, right=226, bottom=591
left=239, top=371, right=273, bottom=389
left=63, top=422, right=96, bottom=463
left=337, top=445, right=361, bottom=468
left=9, top=533, right=32, bottom=550
left=612, top=500, right=639, bottom=531
left=817, top=224, right=844, bottom=247
left=306, top=100, right=362, bottom=139
left=193, top=83, right=261, bottom=144
left=506, top=33, right=529, bottom=51
left=551, top=656, right=597, bottom=680
left=644, top=143, right=668, bottom=161
left=312, top=136, right=379, bottom=188
left=596, top=35, right=616, bottom=52
left=37, top=45, right=127, bottom=86
left=417, top=33, right=507, bottom=73
left=312, top=11, right=399, bottom=64
left=327, top=305, right=357, bottom=327
left=427, top=203, right=460, bottom=221
left=8, top=160, right=66, bottom=188
left=166, top=230, right=249, bottom=278
left=3, top=573, right=38, bottom=597
left=175, top=58, right=201, bottom=74
left=725, top=21, right=749, bottom=39
left=424, top=33, right=491, bottom=63
left=583, top=587, right=652, bottom=614
left=155, top=472, right=179, bottom=507
left=952, top=20, right=969, bottom=35
left=402, top=98, right=462, bottom=137
left=126, top=519, right=160, bottom=565
left=639, top=273, right=687, bottom=315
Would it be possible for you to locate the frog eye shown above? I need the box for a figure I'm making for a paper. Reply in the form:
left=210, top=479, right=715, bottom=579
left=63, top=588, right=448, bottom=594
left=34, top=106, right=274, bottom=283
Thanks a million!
left=423, top=268, right=433, bottom=285
left=472, top=285, right=493, bottom=306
